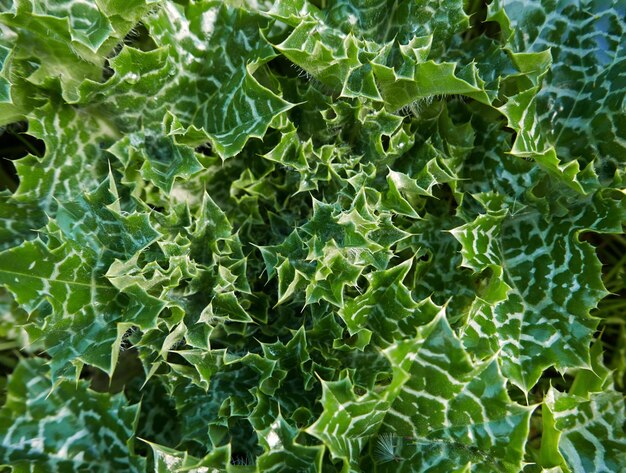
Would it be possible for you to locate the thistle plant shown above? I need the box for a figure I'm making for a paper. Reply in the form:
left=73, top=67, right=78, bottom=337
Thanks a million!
left=0, top=0, right=624, bottom=472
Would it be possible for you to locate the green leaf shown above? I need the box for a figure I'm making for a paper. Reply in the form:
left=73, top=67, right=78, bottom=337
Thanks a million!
left=0, top=358, right=145, bottom=472
left=339, top=259, right=433, bottom=345
left=108, top=131, right=202, bottom=193
left=306, top=371, right=390, bottom=470
left=96, top=1, right=293, bottom=158
left=375, top=313, right=532, bottom=472
left=537, top=342, right=626, bottom=472
left=270, top=0, right=496, bottom=110
left=13, top=102, right=119, bottom=213
left=147, top=440, right=231, bottom=473
left=452, top=196, right=624, bottom=391
left=257, top=415, right=324, bottom=472
left=0, top=0, right=156, bottom=101
left=402, top=214, right=477, bottom=318
left=543, top=388, right=626, bottom=473
left=0, top=178, right=164, bottom=379
left=0, top=191, right=46, bottom=251
left=371, top=60, right=490, bottom=110
left=489, top=0, right=626, bottom=183
left=0, top=0, right=624, bottom=470
left=0, top=38, right=28, bottom=124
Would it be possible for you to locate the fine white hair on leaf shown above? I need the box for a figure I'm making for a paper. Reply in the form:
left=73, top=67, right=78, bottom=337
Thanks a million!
left=374, top=433, right=404, bottom=463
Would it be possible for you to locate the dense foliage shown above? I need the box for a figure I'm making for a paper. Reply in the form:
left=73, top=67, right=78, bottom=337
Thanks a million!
left=0, top=0, right=625, bottom=471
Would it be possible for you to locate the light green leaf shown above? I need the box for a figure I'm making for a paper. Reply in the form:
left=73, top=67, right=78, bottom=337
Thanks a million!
left=0, top=0, right=156, bottom=102
left=339, top=259, right=432, bottom=345
left=108, top=131, right=202, bottom=193
left=147, top=440, right=231, bottom=473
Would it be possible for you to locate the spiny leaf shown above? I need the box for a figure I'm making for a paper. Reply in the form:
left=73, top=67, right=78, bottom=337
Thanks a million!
left=0, top=0, right=156, bottom=102
left=453, top=196, right=624, bottom=392
left=372, top=313, right=532, bottom=473
left=95, top=1, right=293, bottom=158
left=489, top=0, right=626, bottom=184
left=0, top=358, right=145, bottom=472
left=0, top=178, right=164, bottom=379
left=13, top=102, right=118, bottom=213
